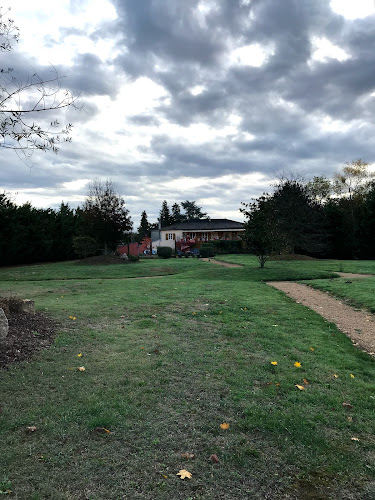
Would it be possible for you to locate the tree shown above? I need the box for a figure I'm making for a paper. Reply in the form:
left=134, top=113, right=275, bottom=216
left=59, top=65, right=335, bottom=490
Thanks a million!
left=82, top=179, right=132, bottom=254
left=272, top=180, right=326, bottom=255
left=171, top=202, right=184, bottom=224
left=305, top=176, right=332, bottom=204
left=137, top=210, right=150, bottom=240
left=0, top=7, right=79, bottom=162
left=332, top=160, right=374, bottom=257
left=333, top=159, right=373, bottom=199
left=180, top=200, right=207, bottom=221
left=240, top=195, right=281, bottom=268
left=158, top=200, right=172, bottom=227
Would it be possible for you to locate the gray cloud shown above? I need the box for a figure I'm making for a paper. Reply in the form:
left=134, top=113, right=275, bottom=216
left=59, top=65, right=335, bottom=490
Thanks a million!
left=2, top=0, right=375, bottom=228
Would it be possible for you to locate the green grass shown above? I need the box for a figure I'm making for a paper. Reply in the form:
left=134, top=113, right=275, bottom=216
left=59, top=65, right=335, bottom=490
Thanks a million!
left=1, top=257, right=375, bottom=499
left=213, top=253, right=375, bottom=275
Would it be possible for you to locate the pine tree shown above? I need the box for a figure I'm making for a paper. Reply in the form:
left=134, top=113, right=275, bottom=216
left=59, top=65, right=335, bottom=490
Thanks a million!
left=158, top=200, right=172, bottom=227
left=138, top=210, right=150, bottom=240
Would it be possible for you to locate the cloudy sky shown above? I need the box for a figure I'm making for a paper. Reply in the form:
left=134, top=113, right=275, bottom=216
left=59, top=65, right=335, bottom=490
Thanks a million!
left=1, top=0, right=375, bottom=227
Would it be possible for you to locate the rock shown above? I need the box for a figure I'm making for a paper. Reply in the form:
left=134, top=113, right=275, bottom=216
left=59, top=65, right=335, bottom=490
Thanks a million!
left=20, top=299, right=35, bottom=315
left=0, top=308, right=9, bottom=339
left=120, top=252, right=129, bottom=260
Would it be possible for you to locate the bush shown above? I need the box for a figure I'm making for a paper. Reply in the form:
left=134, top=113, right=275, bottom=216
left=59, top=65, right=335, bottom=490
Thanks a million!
left=200, top=247, right=215, bottom=258
left=157, top=246, right=173, bottom=259
left=211, top=240, right=243, bottom=254
left=128, top=255, right=139, bottom=262
left=73, top=236, right=98, bottom=259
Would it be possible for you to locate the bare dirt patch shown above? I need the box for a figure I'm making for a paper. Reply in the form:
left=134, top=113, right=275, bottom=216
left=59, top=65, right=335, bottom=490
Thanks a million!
left=201, top=258, right=242, bottom=268
left=0, top=309, right=57, bottom=369
left=336, top=272, right=373, bottom=279
left=267, top=280, right=375, bottom=355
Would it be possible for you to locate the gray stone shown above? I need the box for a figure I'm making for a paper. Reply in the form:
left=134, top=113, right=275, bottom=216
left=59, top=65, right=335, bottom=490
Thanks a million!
left=0, top=308, right=8, bottom=339
left=120, top=252, right=129, bottom=260
left=20, top=299, right=35, bottom=315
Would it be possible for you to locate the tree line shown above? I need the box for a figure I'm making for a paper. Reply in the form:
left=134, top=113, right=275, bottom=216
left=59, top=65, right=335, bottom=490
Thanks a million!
left=0, top=179, right=210, bottom=265
left=241, top=160, right=375, bottom=267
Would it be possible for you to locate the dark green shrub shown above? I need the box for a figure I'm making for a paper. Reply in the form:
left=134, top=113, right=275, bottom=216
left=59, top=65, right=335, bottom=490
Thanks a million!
left=200, top=247, right=215, bottom=258
left=73, top=236, right=98, bottom=259
left=157, top=246, right=173, bottom=259
left=128, top=255, right=139, bottom=262
left=212, top=240, right=243, bottom=254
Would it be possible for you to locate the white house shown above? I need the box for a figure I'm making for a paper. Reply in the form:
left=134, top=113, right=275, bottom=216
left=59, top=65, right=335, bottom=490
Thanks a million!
left=152, top=218, right=244, bottom=253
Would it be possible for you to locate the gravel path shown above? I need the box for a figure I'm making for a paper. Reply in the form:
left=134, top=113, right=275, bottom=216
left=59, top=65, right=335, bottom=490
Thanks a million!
left=267, top=280, right=375, bottom=356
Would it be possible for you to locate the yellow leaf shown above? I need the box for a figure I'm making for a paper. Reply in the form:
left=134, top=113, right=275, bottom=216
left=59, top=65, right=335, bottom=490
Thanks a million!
left=78, top=366, right=85, bottom=372
left=310, top=347, right=314, bottom=351
left=303, top=378, right=309, bottom=385
left=192, top=312, right=196, bottom=315
left=333, top=374, right=339, bottom=378
left=294, top=362, right=301, bottom=368
left=162, top=475, right=167, bottom=478
left=295, top=384, right=305, bottom=391
left=351, top=436, right=360, bottom=441
left=220, top=422, right=230, bottom=429
left=350, top=374, right=355, bottom=378
left=271, top=361, right=278, bottom=366
left=77, top=353, right=82, bottom=357
left=177, top=469, right=192, bottom=480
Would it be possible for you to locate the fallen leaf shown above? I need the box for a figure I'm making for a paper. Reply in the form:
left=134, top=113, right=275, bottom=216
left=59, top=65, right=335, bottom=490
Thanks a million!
left=271, top=361, right=278, bottom=366
left=303, top=378, right=309, bottom=385
left=192, top=312, right=196, bottom=315
left=342, top=402, right=353, bottom=409
left=210, top=454, right=220, bottom=463
left=275, top=383, right=281, bottom=386
left=77, top=353, right=82, bottom=358
left=151, top=314, right=157, bottom=318
left=93, top=427, right=111, bottom=434
left=333, top=374, right=339, bottom=378
left=351, top=437, right=360, bottom=441
left=220, top=422, right=230, bottom=429
left=78, top=366, right=85, bottom=372
left=177, top=469, right=192, bottom=480
left=181, top=452, right=195, bottom=459
left=162, top=474, right=167, bottom=478
left=347, top=416, right=353, bottom=422
left=294, top=362, right=301, bottom=368
left=350, top=374, right=355, bottom=378
left=25, top=426, right=37, bottom=432
left=295, top=384, right=305, bottom=391
left=310, top=347, right=315, bottom=351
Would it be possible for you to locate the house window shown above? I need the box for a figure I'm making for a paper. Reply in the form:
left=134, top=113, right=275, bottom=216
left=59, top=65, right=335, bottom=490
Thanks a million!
left=166, top=233, right=175, bottom=240
left=202, top=232, right=208, bottom=240
left=190, top=232, right=196, bottom=239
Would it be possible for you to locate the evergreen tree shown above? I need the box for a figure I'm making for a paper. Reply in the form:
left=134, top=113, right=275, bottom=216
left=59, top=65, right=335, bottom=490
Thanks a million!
left=181, top=200, right=207, bottom=221
left=137, top=210, right=150, bottom=240
left=171, top=203, right=184, bottom=224
left=158, top=200, right=172, bottom=227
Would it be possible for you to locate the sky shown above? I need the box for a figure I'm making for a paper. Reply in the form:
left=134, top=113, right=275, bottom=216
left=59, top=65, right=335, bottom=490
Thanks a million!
left=1, top=0, right=375, bottom=228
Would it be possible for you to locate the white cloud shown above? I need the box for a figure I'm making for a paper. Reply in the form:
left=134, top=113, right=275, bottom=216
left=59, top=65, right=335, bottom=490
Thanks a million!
left=310, top=37, right=351, bottom=64
left=229, top=43, right=274, bottom=67
left=330, top=0, right=375, bottom=19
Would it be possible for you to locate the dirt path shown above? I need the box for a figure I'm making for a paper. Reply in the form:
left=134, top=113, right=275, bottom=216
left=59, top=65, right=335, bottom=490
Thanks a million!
left=267, top=280, right=375, bottom=355
left=201, top=258, right=242, bottom=268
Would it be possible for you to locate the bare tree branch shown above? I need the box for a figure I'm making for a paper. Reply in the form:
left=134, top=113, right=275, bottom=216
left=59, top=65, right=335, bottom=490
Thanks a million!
left=0, top=7, right=81, bottom=163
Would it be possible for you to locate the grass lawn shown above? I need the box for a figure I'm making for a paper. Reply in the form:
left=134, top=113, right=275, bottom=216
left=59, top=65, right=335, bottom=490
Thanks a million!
left=1, top=257, right=375, bottom=499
